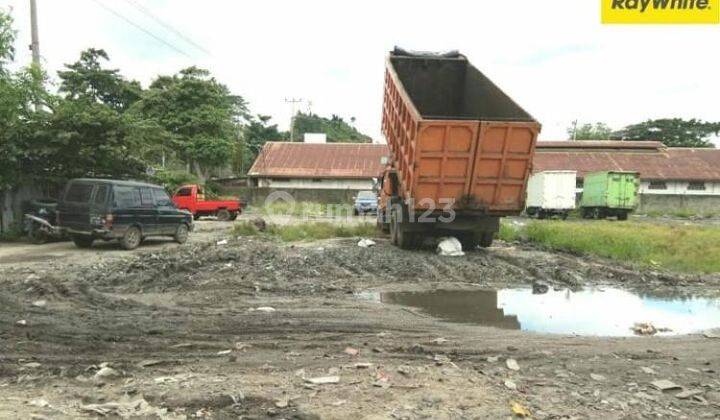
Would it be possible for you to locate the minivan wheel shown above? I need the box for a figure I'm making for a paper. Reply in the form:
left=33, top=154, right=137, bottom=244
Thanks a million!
left=120, top=226, right=142, bottom=250
left=72, top=235, right=94, bottom=249
left=216, top=209, right=231, bottom=221
left=174, top=223, right=189, bottom=244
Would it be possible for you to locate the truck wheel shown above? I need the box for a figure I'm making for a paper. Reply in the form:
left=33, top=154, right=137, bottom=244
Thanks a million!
left=120, top=226, right=142, bottom=250
left=174, top=223, right=189, bottom=244
left=396, top=227, right=416, bottom=250
left=537, top=210, right=546, bottom=220
left=617, top=211, right=628, bottom=221
left=228, top=211, right=239, bottom=221
left=458, top=232, right=478, bottom=251
left=479, top=232, right=494, bottom=248
left=193, top=213, right=201, bottom=221
left=72, top=235, right=94, bottom=249
left=561, top=212, right=569, bottom=220
left=216, top=209, right=231, bottom=221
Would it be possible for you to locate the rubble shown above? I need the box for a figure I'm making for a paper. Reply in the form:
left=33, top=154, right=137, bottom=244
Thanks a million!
left=436, top=237, right=464, bottom=256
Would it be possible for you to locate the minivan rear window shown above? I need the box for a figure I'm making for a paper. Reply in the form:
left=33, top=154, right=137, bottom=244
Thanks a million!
left=113, top=186, right=142, bottom=208
left=65, top=183, right=94, bottom=203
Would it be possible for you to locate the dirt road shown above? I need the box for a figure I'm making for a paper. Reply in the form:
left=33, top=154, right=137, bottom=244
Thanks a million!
left=1, top=220, right=719, bottom=419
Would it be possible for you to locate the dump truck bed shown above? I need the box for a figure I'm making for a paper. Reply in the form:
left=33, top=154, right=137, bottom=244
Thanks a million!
left=382, top=49, right=540, bottom=215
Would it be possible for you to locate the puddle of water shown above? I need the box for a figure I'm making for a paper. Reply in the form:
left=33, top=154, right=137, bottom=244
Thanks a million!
left=359, top=288, right=720, bottom=337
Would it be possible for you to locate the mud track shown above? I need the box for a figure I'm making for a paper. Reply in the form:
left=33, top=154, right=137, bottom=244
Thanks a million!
left=1, top=233, right=719, bottom=418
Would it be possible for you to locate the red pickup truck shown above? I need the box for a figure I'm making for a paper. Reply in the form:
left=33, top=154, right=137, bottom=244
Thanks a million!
left=172, top=184, right=242, bottom=221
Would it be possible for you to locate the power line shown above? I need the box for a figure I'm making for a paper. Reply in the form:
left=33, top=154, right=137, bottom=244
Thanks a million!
left=123, top=0, right=211, bottom=56
left=90, top=0, right=193, bottom=59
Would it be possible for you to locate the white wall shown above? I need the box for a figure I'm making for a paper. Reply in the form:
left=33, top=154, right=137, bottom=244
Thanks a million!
left=639, top=180, right=720, bottom=196
left=257, top=177, right=375, bottom=190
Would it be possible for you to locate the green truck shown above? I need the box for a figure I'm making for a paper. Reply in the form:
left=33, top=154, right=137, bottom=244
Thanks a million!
left=580, top=171, right=639, bottom=220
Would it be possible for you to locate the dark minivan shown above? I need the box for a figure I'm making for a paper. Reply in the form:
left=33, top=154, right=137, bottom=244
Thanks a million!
left=58, top=179, right=193, bottom=250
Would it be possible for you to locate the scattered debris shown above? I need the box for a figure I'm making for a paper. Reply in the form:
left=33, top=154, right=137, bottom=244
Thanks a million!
left=504, top=380, right=518, bottom=390
left=31, top=300, right=47, bottom=308
left=590, top=373, right=606, bottom=381
left=344, top=347, right=359, bottom=356
left=651, top=379, right=682, bottom=391
left=431, top=337, right=448, bottom=345
left=305, top=376, right=340, bottom=385
left=216, top=350, right=233, bottom=356
left=487, top=356, right=500, bottom=363
left=354, top=363, right=372, bottom=369
left=79, top=397, right=176, bottom=418
left=22, top=362, right=42, bottom=369
left=254, top=307, right=276, bottom=313
left=436, top=237, right=464, bottom=256
left=506, top=359, right=520, bottom=371
left=28, top=398, right=50, bottom=408
left=357, top=238, right=376, bottom=248
left=532, top=282, right=549, bottom=294
left=216, top=239, right=229, bottom=246
left=640, top=366, right=657, bottom=375
left=251, top=217, right=267, bottom=231
left=16, top=319, right=27, bottom=326
left=94, top=366, right=121, bottom=381
left=675, top=389, right=704, bottom=399
left=702, top=328, right=720, bottom=339
left=510, top=401, right=531, bottom=417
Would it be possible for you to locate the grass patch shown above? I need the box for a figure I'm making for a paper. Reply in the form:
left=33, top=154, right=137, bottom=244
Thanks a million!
left=500, top=220, right=720, bottom=274
left=233, top=221, right=378, bottom=242
left=640, top=209, right=719, bottom=219
left=246, top=201, right=354, bottom=218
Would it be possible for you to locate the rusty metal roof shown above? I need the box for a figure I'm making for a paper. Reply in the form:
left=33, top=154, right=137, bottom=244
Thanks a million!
left=248, top=142, right=390, bottom=179
left=537, top=141, right=665, bottom=150
left=534, top=147, right=720, bottom=181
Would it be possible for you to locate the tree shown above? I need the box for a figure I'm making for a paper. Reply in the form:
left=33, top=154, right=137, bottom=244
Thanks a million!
left=58, top=48, right=142, bottom=111
left=134, top=67, right=249, bottom=179
left=235, top=114, right=287, bottom=173
left=567, top=122, right=612, bottom=140
left=613, top=118, right=719, bottom=148
left=291, top=112, right=371, bottom=143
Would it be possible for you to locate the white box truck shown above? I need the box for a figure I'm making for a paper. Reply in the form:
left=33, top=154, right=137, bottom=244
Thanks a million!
left=525, top=171, right=577, bottom=219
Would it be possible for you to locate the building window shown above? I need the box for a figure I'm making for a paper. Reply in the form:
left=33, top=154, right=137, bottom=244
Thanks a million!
left=648, top=181, right=667, bottom=190
left=687, top=181, right=706, bottom=191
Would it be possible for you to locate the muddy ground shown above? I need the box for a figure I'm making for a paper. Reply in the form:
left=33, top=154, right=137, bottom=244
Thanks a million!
left=1, top=218, right=720, bottom=419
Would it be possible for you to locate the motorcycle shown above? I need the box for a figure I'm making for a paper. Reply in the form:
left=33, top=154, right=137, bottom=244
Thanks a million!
left=23, top=199, right=65, bottom=244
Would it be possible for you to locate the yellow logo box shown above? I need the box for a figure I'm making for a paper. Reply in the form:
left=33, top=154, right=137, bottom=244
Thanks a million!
left=602, top=0, right=720, bottom=23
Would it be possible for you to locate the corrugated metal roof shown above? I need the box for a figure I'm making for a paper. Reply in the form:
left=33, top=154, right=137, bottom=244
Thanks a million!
left=534, top=148, right=720, bottom=181
left=537, top=140, right=665, bottom=150
left=248, top=142, right=389, bottom=179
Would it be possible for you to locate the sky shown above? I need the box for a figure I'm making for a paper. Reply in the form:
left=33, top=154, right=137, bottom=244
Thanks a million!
left=2, top=0, right=719, bottom=144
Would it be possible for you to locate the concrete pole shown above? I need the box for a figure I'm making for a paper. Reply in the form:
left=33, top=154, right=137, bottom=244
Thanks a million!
left=30, top=0, right=40, bottom=66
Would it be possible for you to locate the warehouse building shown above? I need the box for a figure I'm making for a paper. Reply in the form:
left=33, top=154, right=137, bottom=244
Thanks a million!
left=533, top=141, right=720, bottom=213
left=246, top=141, right=388, bottom=203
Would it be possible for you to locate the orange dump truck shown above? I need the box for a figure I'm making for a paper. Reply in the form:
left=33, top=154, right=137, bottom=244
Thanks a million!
left=378, top=48, right=541, bottom=249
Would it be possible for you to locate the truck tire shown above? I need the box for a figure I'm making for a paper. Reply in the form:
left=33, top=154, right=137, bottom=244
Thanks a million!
left=228, top=211, right=239, bottom=221
left=617, top=211, right=628, bottom=221
left=459, top=232, right=478, bottom=251
left=174, top=223, right=189, bottom=244
left=216, top=209, right=231, bottom=221
left=193, top=213, right=201, bottom=221
left=72, top=235, right=94, bottom=249
left=479, top=232, right=494, bottom=248
left=537, top=210, right=546, bottom=220
left=396, top=226, right=417, bottom=250
left=120, top=226, right=142, bottom=250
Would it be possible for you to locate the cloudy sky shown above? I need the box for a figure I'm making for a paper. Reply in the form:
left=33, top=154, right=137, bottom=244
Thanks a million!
left=3, top=0, right=719, bottom=143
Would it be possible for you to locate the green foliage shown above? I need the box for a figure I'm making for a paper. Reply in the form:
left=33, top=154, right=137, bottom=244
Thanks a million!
left=235, top=114, right=287, bottom=173
left=57, top=48, right=142, bottom=111
left=500, top=220, right=720, bottom=274
left=568, top=122, right=612, bottom=140
left=134, top=67, right=249, bottom=178
left=613, top=118, right=719, bottom=148
left=291, top=112, right=371, bottom=143
left=0, top=9, right=15, bottom=72
left=152, top=170, right=201, bottom=193
left=233, top=221, right=378, bottom=242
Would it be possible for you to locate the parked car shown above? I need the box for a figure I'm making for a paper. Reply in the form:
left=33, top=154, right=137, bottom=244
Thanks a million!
left=172, top=184, right=242, bottom=221
left=57, top=178, right=193, bottom=250
left=353, top=190, right=378, bottom=215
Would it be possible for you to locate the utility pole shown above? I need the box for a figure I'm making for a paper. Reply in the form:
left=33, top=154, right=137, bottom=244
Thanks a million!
left=29, top=0, right=40, bottom=67
left=285, top=98, right=303, bottom=142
